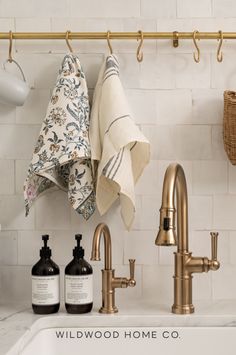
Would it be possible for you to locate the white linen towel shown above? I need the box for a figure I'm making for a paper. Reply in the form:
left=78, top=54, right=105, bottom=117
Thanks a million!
left=24, top=53, right=95, bottom=220
left=90, top=54, right=150, bottom=229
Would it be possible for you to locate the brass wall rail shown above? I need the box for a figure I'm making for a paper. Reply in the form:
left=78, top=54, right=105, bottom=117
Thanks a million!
left=0, top=31, right=236, bottom=40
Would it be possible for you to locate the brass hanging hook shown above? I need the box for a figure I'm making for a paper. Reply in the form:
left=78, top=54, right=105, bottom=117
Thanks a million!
left=65, top=30, right=73, bottom=53
left=217, top=30, right=223, bottom=62
left=8, top=30, right=13, bottom=63
left=136, top=30, right=144, bottom=62
left=106, top=31, right=113, bottom=55
left=193, top=30, right=200, bottom=63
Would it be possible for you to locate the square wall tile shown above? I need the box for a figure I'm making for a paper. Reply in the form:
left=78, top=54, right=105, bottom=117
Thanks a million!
left=125, top=89, right=157, bottom=125
left=124, top=230, right=158, bottom=265
left=158, top=246, right=175, bottom=266
left=142, top=265, right=173, bottom=303
left=141, top=0, right=176, bottom=18
left=0, top=0, right=34, bottom=17
left=213, top=195, right=236, bottom=230
left=155, top=90, right=192, bottom=125
left=0, top=160, right=14, bottom=194
left=142, top=125, right=212, bottom=160
left=193, top=161, right=228, bottom=195
left=69, top=0, right=140, bottom=18
left=175, top=54, right=211, bottom=89
left=0, top=195, right=35, bottom=230
left=0, top=125, right=40, bottom=159
left=212, top=54, right=236, bottom=89
left=119, top=54, right=141, bottom=89
left=213, top=265, right=236, bottom=300
left=192, top=89, right=223, bottom=125
left=0, top=266, right=32, bottom=302
left=33, top=0, right=70, bottom=18
left=140, top=54, right=175, bottom=89
left=16, top=89, right=50, bottom=124
left=177, top=0, right=212, bottom=18
left=140, top=195, right=162, bottom=230
left=193, top=273, right=212, bottom=301
left=35, top=190, right=71, bottom=230
left=0, top=105, right=15, bottom=124
left=189, top=196, right=212, bottom=230
left=135, top=160, right=160, bottom=196
left=213, top=0, right=236, bottom=17
left=0, top=231, right=18, bottom=265
left=174, top=125, right=212, bottom=160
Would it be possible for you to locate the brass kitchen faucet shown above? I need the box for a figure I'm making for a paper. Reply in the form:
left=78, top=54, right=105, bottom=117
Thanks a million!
left=156, top=163, right=220, bottom=314
left=91, top=223, right=136, bottom=314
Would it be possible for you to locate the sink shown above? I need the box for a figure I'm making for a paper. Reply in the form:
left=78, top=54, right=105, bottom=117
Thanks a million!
left=5, top=301, right=236, bottom=355
left=7, top=323, right=236, bottom=355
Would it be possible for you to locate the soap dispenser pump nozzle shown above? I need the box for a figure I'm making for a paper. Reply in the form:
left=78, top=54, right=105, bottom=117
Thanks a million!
left=40, top=234, right=51, bottom=258
left=73, top=234, right=84, bottom=258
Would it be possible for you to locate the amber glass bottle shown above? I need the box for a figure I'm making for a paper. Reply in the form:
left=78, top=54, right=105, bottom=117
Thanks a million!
left=32, top=235, right=60, bottom=314
left=65, top=234, right=93, bottom=314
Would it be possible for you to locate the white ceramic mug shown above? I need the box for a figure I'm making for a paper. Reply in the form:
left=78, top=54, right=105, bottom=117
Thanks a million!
left=0, top=59, right=30, bottom=106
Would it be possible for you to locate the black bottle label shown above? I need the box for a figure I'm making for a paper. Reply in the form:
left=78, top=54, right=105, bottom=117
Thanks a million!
left=65, top=275, right=93, bottom=305
left=32, top=275, right=60, bottom=305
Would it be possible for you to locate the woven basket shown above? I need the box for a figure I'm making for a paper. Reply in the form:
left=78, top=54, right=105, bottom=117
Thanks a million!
left=223, top=90, right=236, bottom=165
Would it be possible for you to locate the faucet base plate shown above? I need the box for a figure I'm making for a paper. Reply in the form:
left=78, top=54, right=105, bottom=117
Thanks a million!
left=99, top=306, right=118, bottom=314
left=172, top=304, right=194, bottom=314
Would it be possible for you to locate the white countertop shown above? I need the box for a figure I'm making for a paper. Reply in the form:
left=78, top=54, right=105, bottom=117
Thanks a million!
left=2, top=299, right=236, bottom=355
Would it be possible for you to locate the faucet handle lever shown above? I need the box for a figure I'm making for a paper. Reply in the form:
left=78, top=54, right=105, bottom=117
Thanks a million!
left=128, top=259, right=136, bottom=287
left=210, top=232, right=218, bottom=261
left=209, top=232, right=220, bottom=271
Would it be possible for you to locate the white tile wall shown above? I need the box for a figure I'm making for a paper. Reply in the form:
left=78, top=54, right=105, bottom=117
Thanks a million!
left=143, top=125, right=212, bottom=160
left=192, top=161, right=228, bottom=194
left=69, top=0, right=140, bottom=18
left=16, top=89, right=50, bottom=124
left=175, top=54, right=211, bottom=89
left=0, top=0, right=235, bottom=305
left=155, top=89, right=192, bottom=125
left=0, top=160, right=15, bottom=195
left=213, top=195, right=236, bottom=230
left=212, top=0, right=236, bottom=18
left=0, top=231, right=18, bottom=265
left=141, top=0, right=176, bottom=18
left=177, top=0, right=212, bottom=18
left=35, top=190, right=71, bottom=230
left=192, top=89, right=223, bottom=125
left=0, top=105, right=15, bottom=124
left=140, top=54, right=175, bottom=89
left=0, top=195, right=35, bottom=230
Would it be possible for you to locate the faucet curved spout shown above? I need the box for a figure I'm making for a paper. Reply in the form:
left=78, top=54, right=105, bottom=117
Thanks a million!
left=156, top=163, right=188, bottom=252
left=91, top=223, right=112, bottom=270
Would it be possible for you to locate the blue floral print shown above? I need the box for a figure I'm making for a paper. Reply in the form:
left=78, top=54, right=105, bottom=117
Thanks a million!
left=24, top=54, right=95, bottom=220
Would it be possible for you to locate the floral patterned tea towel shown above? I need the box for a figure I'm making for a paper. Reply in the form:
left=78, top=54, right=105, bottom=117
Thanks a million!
left=24, top=54, right=95, bottom=220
